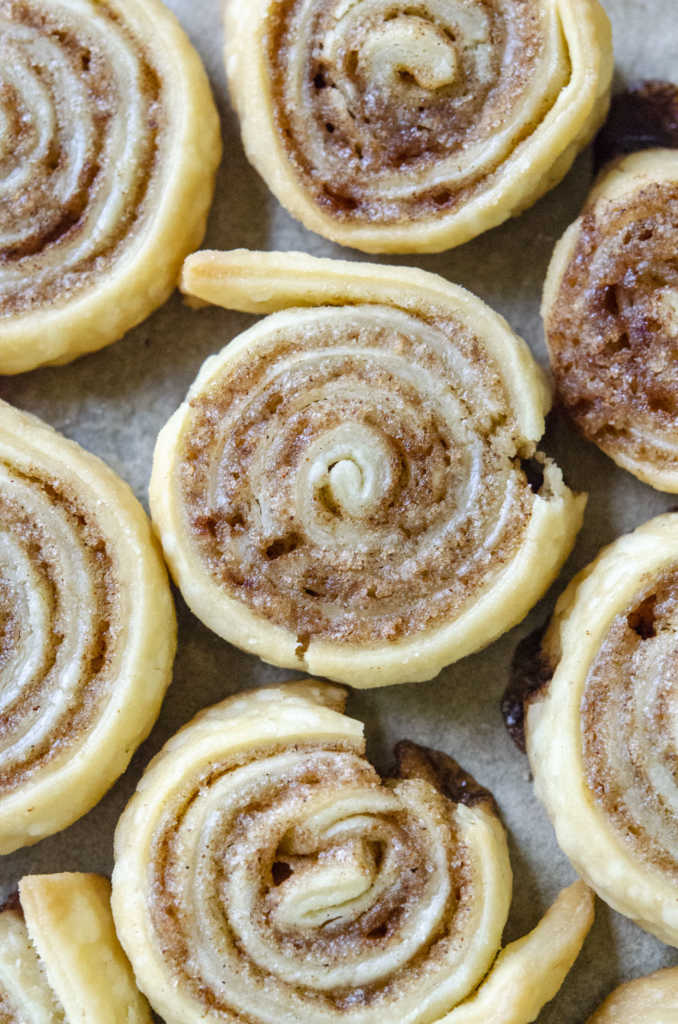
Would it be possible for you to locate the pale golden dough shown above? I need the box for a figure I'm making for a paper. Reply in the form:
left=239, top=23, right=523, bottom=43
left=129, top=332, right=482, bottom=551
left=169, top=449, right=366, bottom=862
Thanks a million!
left=527, top=513, right=678, bottom=946
left=152, top=249, right=585, bottom=687
left=588, top=968, right=678, bottom=1023
left=0, top=400, right=176, bottom=853
left=224, top=0, right=612, bottom=253
left=0, top=0, right=221, bottom=374
left=543, top=149, right=678, bottom=491
left=112, top=680, right=594, bottom=1024
left=0, top=873, right=151, bottom=1022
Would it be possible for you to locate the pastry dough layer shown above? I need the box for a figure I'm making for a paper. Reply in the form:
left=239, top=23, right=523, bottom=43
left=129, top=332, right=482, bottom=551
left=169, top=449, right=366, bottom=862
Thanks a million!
left=112, top=680, right=593, bottom=1024
left=588, top=967, right=678, bottom=1023
left=0, top=400, right=176, bottom=853
left=157, top=249, right=585, bottom=687
left=0, top=0, right=221, bottom=373
left=224, top=0, right=612, bottom=252
left=544, top=149, right=678, bottom=491
left=0, top=873, right=151, bottom=1022
left=527, top=513, right=678, bottom=946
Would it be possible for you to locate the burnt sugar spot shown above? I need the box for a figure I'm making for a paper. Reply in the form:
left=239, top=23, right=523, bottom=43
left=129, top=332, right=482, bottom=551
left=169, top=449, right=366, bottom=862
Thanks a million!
left=501, top=623, right=553, bottom=753
left=594, top=81, right=678, bottom=172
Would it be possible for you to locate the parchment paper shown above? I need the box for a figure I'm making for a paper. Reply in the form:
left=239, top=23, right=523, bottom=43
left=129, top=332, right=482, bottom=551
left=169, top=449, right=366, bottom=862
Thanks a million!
left=2, top=1, right=677, bottom=1019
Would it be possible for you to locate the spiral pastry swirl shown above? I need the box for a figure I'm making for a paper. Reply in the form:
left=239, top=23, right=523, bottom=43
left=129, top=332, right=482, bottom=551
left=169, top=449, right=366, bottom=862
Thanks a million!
left=587, top=968, right=678, bottom=1023
left=0, top=400, right=175, bottom=853
left=0, top=873, right=151, bottom=1022
left=224, top=0, right=611, bottom=252
left=544, top=149, right=678, bottom=491
left=0, top=0, right=221, bottom=374
left=155, top=250, right=585, bottom=687
left=112, top=681, right=594, bottom=1024
left=526, top=513, right=678, bottom=946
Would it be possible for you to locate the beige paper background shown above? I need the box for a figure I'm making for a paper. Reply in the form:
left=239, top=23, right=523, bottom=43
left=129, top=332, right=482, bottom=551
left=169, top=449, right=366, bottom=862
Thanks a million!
left=2, top=0, right=677, bottom=1018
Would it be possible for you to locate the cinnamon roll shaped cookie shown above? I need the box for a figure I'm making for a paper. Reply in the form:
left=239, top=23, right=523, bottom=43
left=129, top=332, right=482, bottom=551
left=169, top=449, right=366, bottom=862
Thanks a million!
left=526, top=513, right=678, bottom=946
left=113, top=681, right=594, bottom=1024
left=155, top=250, right=585, bottom=687
left=224, top=0, right=612, bottom=252
left=0, top=0, right=221, bottom=374
left=587, top=968, right=678, bottom=1023
left=0, top=873, right=151, bottom=1022
left=543, top=147, right=678, bottom=490
left=0, top=400, right=176, bottom=853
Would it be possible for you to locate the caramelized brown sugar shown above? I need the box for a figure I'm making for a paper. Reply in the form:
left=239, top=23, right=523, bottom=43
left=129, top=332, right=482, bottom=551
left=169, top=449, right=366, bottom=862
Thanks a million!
left=581, top=567, right=678, bottom=880
left=547, top=180, right=678, bottom=477
left=266, top=0, right=560, bottom=223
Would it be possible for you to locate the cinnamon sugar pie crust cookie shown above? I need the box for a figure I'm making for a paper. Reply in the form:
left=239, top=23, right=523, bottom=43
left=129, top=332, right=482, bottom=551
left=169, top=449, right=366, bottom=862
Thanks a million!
left=543, top=148, right=678, bottom=491
left=0, top=400, right=176, bottom=853
left=152, top=250, right=586, bottom=687
left=0, top=0, right=221, bottom=374
left=224, top=0, right=612, bottom=252
left=525, top=513, right=678, bottom=947
left=0, top=873, right=151, bottom=1022
left=587, top=967, right=678, bottom=1023
left=112, top=681, right=594, bottom=1024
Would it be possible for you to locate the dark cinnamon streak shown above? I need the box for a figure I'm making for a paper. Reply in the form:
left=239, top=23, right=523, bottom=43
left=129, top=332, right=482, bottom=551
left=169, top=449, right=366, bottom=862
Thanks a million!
left=501, top=624, right=552, bottom=753
left=594, top=81, right=678, bottom=172
left=394, top=739, right=497, bottom=814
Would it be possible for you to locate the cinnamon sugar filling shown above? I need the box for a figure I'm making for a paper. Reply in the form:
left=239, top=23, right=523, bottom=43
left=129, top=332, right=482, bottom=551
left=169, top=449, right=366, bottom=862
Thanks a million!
left=582, top=567, right=678, bottom=877
left=0, top=466, right=119, bottom=791
left=548, top=183, right=678, bottom=470
left=179, top=313, right=535, bottom=646
left=0, top=0, right=164, bottom=315
left=266, top=0, right=551, bottom=221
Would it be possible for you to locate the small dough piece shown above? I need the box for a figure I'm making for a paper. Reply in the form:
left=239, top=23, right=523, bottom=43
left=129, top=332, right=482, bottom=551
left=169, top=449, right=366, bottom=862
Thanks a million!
left=527, top=513, right=678, bottom=946
left=152, top=249, right=585, bottom=688
left=224, top=0, right=612, bottom=253
left=0, top=873, right=151, bottom=1022
left=543, top=149, right=678, bottom=491
left=0, top=0, right=221, bottom=374
left=112, top=680, right=594, bottom=1024
left=588, top=967, right=678, bottom=1023
left=0, top=400, right=176, bottom=853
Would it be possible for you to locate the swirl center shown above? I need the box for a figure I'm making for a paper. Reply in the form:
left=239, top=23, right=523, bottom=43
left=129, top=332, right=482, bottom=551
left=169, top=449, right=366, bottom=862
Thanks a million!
left=357, top=16, right=458, bottom=92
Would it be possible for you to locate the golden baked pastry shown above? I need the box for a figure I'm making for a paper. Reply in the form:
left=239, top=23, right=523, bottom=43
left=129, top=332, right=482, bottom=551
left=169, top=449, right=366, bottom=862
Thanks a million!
left=153, top=249, right=585, bottom=687
left=224, top=0, right=612, bottom=253
left=0, top=0, right=221, bottom=375
left=543, top=148, right=678, bottom=491
left=526, top=513, right=678, bottom=946
left=0, top=400, right=176, bottom=853
left=113, top=681, right=594, bottom=1024
left=587, top=968, right=678, bottom=1023
left=0, top=873, right=151, bottom=1022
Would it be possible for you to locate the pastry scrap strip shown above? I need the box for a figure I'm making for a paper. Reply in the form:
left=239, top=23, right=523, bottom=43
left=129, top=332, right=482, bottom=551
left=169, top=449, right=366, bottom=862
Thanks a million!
left=0, top=873, right=151, bottom=1022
